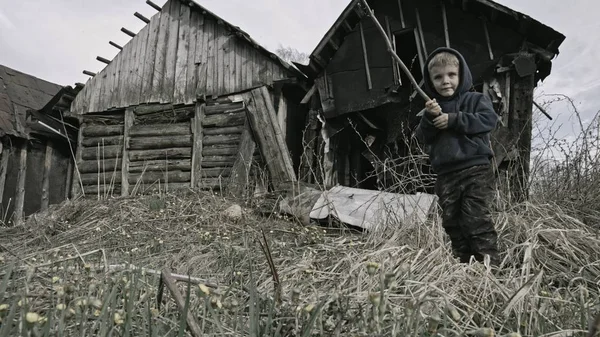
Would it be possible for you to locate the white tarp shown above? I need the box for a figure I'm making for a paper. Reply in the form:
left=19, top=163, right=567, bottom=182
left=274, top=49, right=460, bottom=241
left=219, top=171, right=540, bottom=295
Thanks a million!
left=309, top=186, right=438, bottom=231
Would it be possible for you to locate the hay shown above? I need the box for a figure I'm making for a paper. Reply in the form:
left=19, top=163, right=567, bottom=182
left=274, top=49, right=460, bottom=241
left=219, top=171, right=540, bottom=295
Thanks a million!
left=1, top=189, right=600, bottom=335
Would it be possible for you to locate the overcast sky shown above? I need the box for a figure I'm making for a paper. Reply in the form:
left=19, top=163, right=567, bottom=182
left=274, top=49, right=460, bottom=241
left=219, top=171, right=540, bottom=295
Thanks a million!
left=0, top=0, right=598, bottom=142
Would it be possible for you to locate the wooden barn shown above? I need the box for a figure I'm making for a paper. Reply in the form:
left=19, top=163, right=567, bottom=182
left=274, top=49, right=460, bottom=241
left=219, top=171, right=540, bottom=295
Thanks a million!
left=297, top=0, right=565, bottom=201
left=62, top=0, right=308, bottom=198
left=0, top=64, right=79, bottom=223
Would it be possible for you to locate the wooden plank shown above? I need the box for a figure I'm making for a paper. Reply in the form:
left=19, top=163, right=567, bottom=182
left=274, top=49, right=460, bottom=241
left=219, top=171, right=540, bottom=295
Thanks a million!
left=229, top=30, right=237, bottom=92
left=245, top=87, right=296, bottom=188
left=162, top=0, right=181, bottom=103
left=398, top=0, right=406, bottom=28
left=118, top=38, right=132, bottom=108
left=129, top=148, right=192, bottom=161
left=89, top=71, right=102, bottom=112
left=245, top=42, right=253, bottom=89
left=134, top=21, right=150, bottom=104
left=141, top=11, right=162, bottom=103
left=205, top=18, right=216, bottom=97
left=235, top=35, right=243, bottom=92
left=79, top=159, right=123, bottom=174
left=483, top=19, right=494, bottom=60
left=203, top=134, right=241, bottom=146
left=109, top=43, right=124, bottom=109
left=195, top=14, right=208, bottom=99
left=415, top=8, right=428, bottom=56
left=71, top=122, right=86, bottom=198
left=441, top=2, right=450, bottom=48
left=191, top=103, right=205, bottom=187
left=174, top=3, right=191, bottom=103
left=150, top=0, right=172, bottom=103
left=82, top=145, right=123, bottom=160
left=65, top=158, right=74, bottom=200
left=0, top=142, right=8, bottom=205
left=82, top=135, right=124, bottom=147
left=223, top=28, right=232, bottom=94
left=202, top=112, right=246, bottom=127
left=300, top=84, right=316, bottom=104
left=97, top=70, right=109, bottom=112
left=185, top=9, right=200, bottom=103
left=83, top=125, right=124, bottom=137
left=41, top=141, right=53, bottom=211
left=216, top=22, right=226, bottom=97
left=14, top=142, right=27, bottom=224
left=159, top=271, right=204, bottom=337
left=227, top=120, right=256, bottom=197
left=359, top=22, right=372, bottom=90
left=129, top=135, right=192, bottom=150
left=205, top=102, right=244, bottom=114
left=129, top=159, right=191, bottom=173
left=130, top=123, right=190, bottom=137
left=134, top=103, right=173, bottom=115
left=80, top=172, right=122, bottom=185
left=121, top=109, right=134, bottom=196
left=277, top=94, right=287, bottom=140
left=83, top=184, right=121, bottom=197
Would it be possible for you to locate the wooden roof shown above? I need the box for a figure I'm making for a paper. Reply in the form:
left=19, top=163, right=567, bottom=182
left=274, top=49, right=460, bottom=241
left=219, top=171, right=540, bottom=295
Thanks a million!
left=307, top=0, right=566, bottom=79
left=0, top=64, right=62, bottom=138
left=70, top=0, right=307, bottom=115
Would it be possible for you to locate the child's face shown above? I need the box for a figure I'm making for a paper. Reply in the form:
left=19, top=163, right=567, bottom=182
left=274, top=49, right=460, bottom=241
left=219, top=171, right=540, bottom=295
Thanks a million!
left=429, top=64, right=459, bottom=97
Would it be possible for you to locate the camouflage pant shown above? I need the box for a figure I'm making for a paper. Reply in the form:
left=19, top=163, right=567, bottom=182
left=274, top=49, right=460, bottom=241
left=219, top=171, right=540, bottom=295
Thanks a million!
left=435, top=165, right=500, bottom=266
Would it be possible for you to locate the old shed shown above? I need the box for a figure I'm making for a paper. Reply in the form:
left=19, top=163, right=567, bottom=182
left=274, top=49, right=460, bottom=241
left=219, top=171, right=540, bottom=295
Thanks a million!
left=298, top=0, right=565, bottom=201
left=66, top=0, right=308, bottom=198
left=0, top=64, right=78, bottom=223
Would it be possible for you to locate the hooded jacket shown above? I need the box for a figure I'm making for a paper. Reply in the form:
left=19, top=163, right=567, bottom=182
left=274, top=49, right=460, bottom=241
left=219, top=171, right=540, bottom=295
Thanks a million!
left=415, top=47, right=498, bottom=176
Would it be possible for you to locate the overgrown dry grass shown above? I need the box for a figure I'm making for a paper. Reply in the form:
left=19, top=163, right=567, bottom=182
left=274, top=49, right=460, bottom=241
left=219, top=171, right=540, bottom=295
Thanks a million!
left=0, top=187, right=599, bottom=336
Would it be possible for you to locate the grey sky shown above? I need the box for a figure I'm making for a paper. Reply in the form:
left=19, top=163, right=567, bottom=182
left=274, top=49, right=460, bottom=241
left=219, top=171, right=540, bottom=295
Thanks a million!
left=0, top=0, right=597, bottom=136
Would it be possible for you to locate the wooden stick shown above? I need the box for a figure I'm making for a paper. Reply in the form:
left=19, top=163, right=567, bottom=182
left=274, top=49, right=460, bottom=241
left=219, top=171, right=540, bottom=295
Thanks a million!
left=482, top=19, right=494, bottom=60
left=160, top=270, right=204, bottom=337
left=146, top=0, right=162, bottom=11
left=121, top=27, right=136, bottom=38
left=96, top=56, right=111, bottom=65
left=360, top=0, right=431, bottom=102
left=533, top=101, right=553, bottom=120
left=0, top=141, right=8, bottom=205
left=83, top=70, right=97, bottom=77
left=109, top=41, right=123, bottom=50
left=108, top=264, right=218, bottom=288
left=134, top=12, right=150, bottom=24
left=41, top=141, right=53, bottom=211
left=359, top=22, right=372, bottom=90
left=415, top=8, right=428, bottom=56
left=397, top=0, right=406, bottom=28
left=14, top=142, right=27, bottom=225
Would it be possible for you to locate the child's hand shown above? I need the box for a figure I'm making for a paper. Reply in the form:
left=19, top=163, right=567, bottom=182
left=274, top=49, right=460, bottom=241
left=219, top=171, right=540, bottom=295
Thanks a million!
left=433, top=113, right=449, bottom=129
left=425, top=99, right=442, bottom=116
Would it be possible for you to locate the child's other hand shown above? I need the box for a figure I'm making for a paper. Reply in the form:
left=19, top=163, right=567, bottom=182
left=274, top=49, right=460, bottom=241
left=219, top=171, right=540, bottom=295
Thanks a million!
left=425, top=99, right=442, bottom=116
left=433, top=113, right=449, bottom=129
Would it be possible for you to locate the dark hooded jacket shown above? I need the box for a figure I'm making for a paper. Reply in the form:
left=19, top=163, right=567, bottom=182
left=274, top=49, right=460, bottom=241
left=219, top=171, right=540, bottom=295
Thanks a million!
left=415, top=47, right=498, bottom=176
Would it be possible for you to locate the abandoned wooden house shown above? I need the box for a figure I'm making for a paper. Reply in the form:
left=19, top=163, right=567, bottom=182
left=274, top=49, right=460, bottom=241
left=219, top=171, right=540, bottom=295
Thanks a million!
left=61, top=0, right=308, bottom=198
left=0, top=64, right=79, bottom=223
left=297, top=0, right=565, bottom=201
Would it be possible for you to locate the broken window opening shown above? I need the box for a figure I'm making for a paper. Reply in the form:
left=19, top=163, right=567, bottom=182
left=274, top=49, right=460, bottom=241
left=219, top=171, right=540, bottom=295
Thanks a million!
left=393, top=29, right=423, bottom=95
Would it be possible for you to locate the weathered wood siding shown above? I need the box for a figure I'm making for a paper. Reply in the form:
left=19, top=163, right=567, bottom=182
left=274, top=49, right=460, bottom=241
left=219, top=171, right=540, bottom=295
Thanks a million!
left=71, top=0, right=292, bottom=115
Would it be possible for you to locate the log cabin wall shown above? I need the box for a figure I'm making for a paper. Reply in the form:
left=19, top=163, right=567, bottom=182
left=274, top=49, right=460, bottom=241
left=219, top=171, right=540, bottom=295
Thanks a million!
left=69, top=0, right=298, bottom=115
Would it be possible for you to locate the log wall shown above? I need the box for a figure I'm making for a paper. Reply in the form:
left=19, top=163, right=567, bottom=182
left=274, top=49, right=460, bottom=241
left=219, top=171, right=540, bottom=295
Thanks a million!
left=70, top=0, right=295, bottom=115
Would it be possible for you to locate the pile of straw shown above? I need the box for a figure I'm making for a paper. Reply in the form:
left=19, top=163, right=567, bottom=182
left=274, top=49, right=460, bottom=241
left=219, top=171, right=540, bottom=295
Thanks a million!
left=1, top=189, right=600, bottom=335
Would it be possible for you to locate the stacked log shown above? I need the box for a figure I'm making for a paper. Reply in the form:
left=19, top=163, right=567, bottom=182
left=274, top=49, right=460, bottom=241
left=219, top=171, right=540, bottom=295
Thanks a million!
left=201, top=101, right=260, bottom=189
left=127, top=104, right=194, bottom=193
left=78, top=114, right=124, bottom=196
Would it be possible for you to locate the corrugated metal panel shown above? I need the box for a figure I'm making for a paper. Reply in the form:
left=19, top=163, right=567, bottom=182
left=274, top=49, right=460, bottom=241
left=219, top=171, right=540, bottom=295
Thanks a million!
left=71, top=0, right=304, bottom=115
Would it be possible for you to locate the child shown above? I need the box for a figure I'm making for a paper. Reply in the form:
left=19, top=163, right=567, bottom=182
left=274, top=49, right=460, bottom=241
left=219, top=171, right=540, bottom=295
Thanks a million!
left=415, top=47, right=500, bottom=267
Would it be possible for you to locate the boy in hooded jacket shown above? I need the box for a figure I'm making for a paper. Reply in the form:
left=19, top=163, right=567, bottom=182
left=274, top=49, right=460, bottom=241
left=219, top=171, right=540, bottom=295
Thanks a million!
left=415, top=47, right=500, bottom=267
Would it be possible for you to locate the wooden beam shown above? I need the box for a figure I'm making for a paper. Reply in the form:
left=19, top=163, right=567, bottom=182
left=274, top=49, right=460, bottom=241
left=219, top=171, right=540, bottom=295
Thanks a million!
left=109, top=41, right=123, bottom=50
left=414, top=30, right=425, bottom=72
left=83, top=70, right=96, bottom=77
left=41, top=141, right=53, bottom=212
left=0, top=142, right=8, bottom=206
left=121, top=27, right=136, bottom=38
left=482, top=19, right=494, bottom=60
left=146, top=0, right=162, bottom=11
left=191, top=103, right=205, bottom=188
left=415, top=8, right=428, bottom=56
left=359, top=22, right=372, bottom=90
left=328, top=38, right=340, bottom=51
left=14, top=142, right=27, bottom=224
left=300, top=84, right=317, bottom=104
left=96, top=56, right=111, bottom=65
left=71, top=123, right=85, bottom=199
left=134, top=12, right=150, bottom=24
left=342, top=20, right=353, bottom=32
left=121, top=109, right=134, bottom=196
left=397, top=0, right=406, bottom=28
left=441, top=2, right=450, bottom=48
left=160, top=271, right=203, bottom=337
left=227, top=120, right=256, bottom=197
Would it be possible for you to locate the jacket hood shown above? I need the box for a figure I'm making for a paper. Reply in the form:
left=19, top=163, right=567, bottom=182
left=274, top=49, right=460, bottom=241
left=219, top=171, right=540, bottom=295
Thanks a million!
left=422, top=47, right=473, bottom=102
